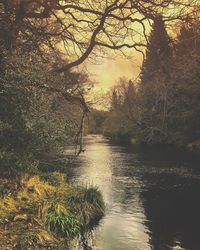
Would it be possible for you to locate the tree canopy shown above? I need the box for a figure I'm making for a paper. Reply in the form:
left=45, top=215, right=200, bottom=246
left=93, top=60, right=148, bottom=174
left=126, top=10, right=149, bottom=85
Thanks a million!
left=0, top=0, right=197, bottom=71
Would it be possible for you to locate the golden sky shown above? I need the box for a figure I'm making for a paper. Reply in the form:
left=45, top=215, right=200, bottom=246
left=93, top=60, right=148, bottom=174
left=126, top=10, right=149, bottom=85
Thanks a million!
left=86, top=51, right=143, bottom=93
left=83, top=51, right=143, bottom=109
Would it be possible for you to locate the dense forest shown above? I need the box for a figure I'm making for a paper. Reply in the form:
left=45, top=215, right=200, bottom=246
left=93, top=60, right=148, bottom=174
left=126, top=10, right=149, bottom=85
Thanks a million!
left=0, top=0, right=199, bottom=249
left=96, top=13, right=200, bottom=152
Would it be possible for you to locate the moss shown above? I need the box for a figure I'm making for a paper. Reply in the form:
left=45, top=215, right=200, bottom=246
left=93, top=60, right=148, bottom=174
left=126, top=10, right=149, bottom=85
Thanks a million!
left=0, top=175, right=105, bottom=249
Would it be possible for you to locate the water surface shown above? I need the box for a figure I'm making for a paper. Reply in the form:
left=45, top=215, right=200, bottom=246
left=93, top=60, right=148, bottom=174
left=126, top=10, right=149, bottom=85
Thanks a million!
left=69, top=135, right=200, bottom=250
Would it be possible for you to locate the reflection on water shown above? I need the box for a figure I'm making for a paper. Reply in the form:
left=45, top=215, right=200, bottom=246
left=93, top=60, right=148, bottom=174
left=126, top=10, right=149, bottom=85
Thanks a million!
left=68, top=135, right=200, bottom=250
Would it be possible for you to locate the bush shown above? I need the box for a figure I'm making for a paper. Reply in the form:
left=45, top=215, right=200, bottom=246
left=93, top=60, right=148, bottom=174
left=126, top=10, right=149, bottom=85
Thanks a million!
left=0, top=151, right=38, bottom=180
left=0, top=51, right=83, bottom=181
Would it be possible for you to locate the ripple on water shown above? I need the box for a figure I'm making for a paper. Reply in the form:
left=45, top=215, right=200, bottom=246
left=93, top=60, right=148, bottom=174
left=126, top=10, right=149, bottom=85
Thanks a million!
left=69, top=135, right=200, bottom=250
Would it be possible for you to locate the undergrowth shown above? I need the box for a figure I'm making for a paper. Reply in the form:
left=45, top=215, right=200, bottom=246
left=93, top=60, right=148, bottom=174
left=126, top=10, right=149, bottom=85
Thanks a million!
left=0, top=173, right=105, bottom=249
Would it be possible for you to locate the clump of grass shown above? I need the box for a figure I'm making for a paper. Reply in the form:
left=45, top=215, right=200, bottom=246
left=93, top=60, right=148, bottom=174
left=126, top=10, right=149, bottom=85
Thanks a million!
left=64, top=186, right=105, bottom=227
left=0, top=176, right=56, bottom=223
left=46, top=202, right=80, bottom=238
left=83, top=186, right=105, bottom=211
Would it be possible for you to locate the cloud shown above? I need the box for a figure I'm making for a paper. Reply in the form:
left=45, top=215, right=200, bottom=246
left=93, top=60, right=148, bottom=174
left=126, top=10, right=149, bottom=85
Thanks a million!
left=87, top=53, right=142, bottom=92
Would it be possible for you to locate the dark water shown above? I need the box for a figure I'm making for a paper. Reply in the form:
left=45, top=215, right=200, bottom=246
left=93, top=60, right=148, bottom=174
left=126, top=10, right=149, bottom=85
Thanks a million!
left=68, top=135, right=200, bottom=250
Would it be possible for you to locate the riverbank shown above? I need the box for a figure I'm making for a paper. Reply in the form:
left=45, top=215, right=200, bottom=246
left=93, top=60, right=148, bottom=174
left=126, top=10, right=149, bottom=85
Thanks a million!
left=104, top=133, right=200, bottom=156
left=0, top=173, right=105, bottom=249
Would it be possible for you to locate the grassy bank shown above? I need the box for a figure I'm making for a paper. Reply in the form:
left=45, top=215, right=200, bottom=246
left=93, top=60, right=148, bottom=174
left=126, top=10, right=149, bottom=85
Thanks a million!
left=0, top=173, right=105, bottom=249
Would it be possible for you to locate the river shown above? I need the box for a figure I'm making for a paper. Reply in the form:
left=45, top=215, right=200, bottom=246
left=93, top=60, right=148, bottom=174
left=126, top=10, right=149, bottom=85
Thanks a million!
left=68, top=135, right=200, bottom=250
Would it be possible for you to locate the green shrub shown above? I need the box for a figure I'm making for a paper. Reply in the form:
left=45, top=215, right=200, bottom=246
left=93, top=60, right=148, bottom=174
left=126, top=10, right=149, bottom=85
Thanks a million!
left=0, top=150, right=38, bottom=180
left=46, top=203, right=80, bottom=238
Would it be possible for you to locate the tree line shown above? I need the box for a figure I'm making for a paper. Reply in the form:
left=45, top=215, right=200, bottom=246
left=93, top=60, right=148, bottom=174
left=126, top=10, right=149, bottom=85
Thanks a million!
left=102, top=13, right=200, bottom=148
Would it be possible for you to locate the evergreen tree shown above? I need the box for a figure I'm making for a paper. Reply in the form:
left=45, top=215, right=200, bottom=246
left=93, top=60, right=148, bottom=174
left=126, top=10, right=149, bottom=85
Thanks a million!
left=167, top=19, right=200, bottom=145
left=140, top=15, right=172, bottom=84
left=111, top=89, right=119, bottom=111
left=139, top=15, right=172, bottom=143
